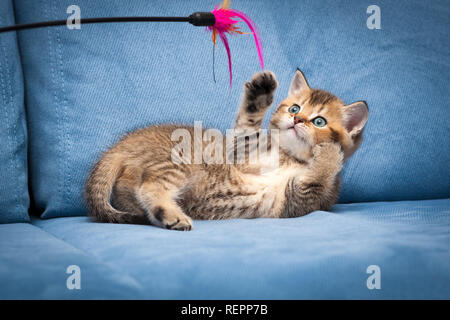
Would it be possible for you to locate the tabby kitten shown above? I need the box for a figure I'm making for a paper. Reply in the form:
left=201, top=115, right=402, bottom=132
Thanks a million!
left=85, top=69, right=368, bottom=231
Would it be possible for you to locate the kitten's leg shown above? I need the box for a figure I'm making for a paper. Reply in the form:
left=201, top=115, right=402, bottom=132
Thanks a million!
left=136, top=181, right=193, bottom=231
left=234, top=71, right=278, bottom=132
left=112, top=174, right=149, bottom=224
left=306, top=142, right=343, bottom=189
left=283, top=143, right=343, bottom=217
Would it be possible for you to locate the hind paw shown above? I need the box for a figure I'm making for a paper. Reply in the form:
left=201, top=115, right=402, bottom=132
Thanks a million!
left=151, top=206, right=193, bottom=231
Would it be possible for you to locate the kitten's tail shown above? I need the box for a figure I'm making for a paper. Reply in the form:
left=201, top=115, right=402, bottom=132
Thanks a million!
left=85, top=152, right=144, bottom=224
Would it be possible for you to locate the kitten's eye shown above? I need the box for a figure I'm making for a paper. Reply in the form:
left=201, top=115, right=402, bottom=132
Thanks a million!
left=288, top=105, right=301, bottom=114
left=312, top=117, right=327, bottom=127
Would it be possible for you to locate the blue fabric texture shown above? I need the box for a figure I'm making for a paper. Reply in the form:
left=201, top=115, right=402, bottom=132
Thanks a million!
left=0, top=0, right=29, bottom=223
left=0, top=222, right=143, bottom=299
left=13, top=0, right=450, bottom=218
left=19, top=199, right=448, bottom=299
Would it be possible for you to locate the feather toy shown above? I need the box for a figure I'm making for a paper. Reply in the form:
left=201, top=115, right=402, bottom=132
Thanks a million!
left=208, top=0, right=264, bottom=86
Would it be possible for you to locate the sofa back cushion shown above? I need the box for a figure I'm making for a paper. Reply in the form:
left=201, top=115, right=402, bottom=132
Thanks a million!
left=14, top=0, right=450, bottom=218
left=0, top=0, right=29, bottom=223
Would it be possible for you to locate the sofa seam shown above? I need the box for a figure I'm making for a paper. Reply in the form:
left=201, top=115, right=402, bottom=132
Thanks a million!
left=53, top=0, right=73, bottom=215
left=44, top=0, right=64, bottom=217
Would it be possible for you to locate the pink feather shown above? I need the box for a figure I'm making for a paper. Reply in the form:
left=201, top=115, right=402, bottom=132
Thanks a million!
left=219, top=33, right=233, bottom=87
left=228, top=9, right=264, bottom=70
left=208, top=4, right=264, bottom=87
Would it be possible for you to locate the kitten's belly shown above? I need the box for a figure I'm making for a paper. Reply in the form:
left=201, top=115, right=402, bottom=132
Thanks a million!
left=240, top=167, right=304, bottom=218
left=181, top=167, right=305, bottom=220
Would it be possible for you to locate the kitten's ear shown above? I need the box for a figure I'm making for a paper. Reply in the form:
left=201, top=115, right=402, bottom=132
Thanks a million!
left=289, top=68, right=310, bottom=97
left=342, top=101, right=369, bottom=136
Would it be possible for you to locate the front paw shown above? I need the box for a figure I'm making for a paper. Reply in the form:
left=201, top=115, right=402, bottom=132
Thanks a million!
left=312, top=143, right=344, bottom=174
left=244, top=71, right=278, bottom=112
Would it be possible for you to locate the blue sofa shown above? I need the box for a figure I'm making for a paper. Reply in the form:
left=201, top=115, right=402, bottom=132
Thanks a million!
left=1, top=0, right=449, bottom=299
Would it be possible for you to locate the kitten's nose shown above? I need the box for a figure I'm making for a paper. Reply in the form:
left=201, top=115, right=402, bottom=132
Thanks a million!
left=294, top=116, right=304, bottom=125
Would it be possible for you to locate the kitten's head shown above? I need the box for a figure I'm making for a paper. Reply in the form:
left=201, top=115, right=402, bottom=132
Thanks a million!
left=269, top=69, right=369, bottom=161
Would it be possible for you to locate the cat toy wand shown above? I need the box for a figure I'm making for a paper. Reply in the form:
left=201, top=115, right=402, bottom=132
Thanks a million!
left=0, top=1, right=264, bottom=87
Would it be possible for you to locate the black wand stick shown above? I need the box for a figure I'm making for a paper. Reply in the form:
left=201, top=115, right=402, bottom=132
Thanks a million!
left=0, top=12, right=215, bottom=33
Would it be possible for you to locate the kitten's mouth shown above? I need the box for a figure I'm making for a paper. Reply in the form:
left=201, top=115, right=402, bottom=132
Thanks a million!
left=285, top=125, right=310, bottom=146
left=289, top=124, right=307, bottom=138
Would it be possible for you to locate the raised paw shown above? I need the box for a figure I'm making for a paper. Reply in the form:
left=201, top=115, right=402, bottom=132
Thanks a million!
left=244, top=71, right=278, bottom=112
left=152, top=206, right=193, bottom=231
left=312, top=142, right=344, bottom=174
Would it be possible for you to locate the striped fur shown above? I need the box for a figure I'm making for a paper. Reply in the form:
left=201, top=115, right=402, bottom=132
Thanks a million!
left=85, top=70, right=368, bottom=231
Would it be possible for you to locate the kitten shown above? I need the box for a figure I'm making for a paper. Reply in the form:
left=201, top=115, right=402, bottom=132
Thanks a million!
left=85, top=69, right=368, bottom=231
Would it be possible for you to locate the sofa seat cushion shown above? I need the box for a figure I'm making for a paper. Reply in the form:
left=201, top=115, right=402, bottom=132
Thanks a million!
left=0, top=222, right=143, bottom=299
left=29, top=199, right=450, bottom=299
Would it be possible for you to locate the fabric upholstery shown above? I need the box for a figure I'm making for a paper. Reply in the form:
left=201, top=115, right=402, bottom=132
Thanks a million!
left=0, top=0, right=29, bottom=223
left=0, top=222, right=144, bottom=299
